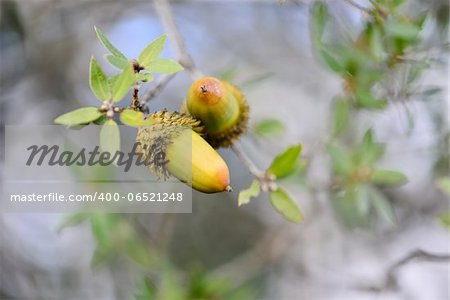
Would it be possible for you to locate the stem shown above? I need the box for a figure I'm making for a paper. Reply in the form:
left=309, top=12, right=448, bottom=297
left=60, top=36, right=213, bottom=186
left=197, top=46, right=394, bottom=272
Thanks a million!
left=140, top=73, right=176, bottom=107
left=153, top=0, right=203, bottom=80
left=231, top=143, right=264, bottom=179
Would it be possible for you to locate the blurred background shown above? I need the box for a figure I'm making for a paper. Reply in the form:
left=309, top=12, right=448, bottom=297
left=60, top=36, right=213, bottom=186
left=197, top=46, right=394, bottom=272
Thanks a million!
left=0, top=0, right=449, bottom=299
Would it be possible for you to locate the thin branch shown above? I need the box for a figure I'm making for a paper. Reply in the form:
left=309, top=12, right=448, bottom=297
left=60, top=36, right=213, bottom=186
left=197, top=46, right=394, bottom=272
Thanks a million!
left=153, top=0, right=203, bottom=80
left=140, top=73, right=176, bottom=106
left=357, top=249, right=450, bottom=292
left=231, top=143, right=264, bottom=179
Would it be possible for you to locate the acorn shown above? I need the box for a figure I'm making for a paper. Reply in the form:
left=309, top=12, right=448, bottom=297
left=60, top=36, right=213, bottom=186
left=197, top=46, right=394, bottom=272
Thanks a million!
left=184, top=77, right=249, bottom=148
left=136, top=111, right=231, bottom=193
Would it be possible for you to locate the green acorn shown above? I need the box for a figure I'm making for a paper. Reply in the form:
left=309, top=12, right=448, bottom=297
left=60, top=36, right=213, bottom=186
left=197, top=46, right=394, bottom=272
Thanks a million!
left=136, top=111, right=231, bottom=193
left=185, top=77, right=249, bottom=148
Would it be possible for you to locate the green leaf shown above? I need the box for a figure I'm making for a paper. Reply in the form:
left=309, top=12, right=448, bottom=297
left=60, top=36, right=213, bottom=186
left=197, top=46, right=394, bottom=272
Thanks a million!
left=112, top=63, right=135, bottom=102
left=94, top=26, right=127, bottom=60
left=136, top=73, right=153, bottom=83
left=311, top=1, right=328, bottom=45
left=254, top=119, right=284, bottom=137
left=269, top=188, right=304, bottom=223
left=105, top=54, right=128, bottom=69
left=138, top=34, right=167, bottom=67
left=100, top=119, right=120, bottom=155
left=369, top=187, right=396, bottom=225
left=355, top=87, right=387, bottom=109
left=54, top=107, right=103, bottom=127
left=268, top=144, right=302, bottom=179
left=356, top=185, right=370, bottom=217
left=144, top=58, right=183, bottom=74
left=120, top=109, right=153, bottom=127
left=89, top=57, right=111, bottom=101
left=436, top=177, right=450, bottom=196
left=385, top=19, right=421, bottom=41
left=327, top=144, right=354, bottom=176
left=357, top=129, right=385, bottom=164
left=369, top=24, right=384, bottom=61
left=319, top=48, right=346, bottom=73
left=332, top=98, right=350, bottom=135
left=238, top=180, right=260, bottom=207
left=371, top=170, right=407, bottom=186
left=135, top=278, right=156, bottom=300
left=57, top=212, right=90, bottom=233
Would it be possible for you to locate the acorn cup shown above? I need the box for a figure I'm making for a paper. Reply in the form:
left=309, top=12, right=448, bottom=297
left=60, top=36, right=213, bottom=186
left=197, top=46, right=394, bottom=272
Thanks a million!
left=136, top=111, right=231, bottom=193
left=184, top=77, right=249, bottom=148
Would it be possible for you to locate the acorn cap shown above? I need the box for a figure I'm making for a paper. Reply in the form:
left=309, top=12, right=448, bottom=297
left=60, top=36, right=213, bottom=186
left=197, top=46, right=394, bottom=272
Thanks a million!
left=185, top=77, right=249, bottom=148
left=136, top=111, right=231, bottom=193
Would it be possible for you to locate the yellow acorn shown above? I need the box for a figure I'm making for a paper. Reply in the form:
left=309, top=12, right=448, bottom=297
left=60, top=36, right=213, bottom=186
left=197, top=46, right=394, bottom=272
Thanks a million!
left=136, top=111, right=231, bottom=193
left=185, top=77, right=249, bottom=148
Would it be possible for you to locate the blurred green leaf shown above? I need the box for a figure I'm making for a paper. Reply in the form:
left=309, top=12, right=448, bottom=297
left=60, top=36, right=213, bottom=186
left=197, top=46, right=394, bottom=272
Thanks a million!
left=254, top=119, right=284, bottom=137
left=238, top=180, right=261, bottom=207
left=356, top=185, right=371, bottom=217
left=369, top=187, right=396, bottom=225
left=89, top=57, right=111, bottom=101
left=100, top=119, right=120, bottom=155
left=138, top=34, right=167, bottom=67
left=57, top=212, right=90, bottom=233
left=311, top=1, right=328, bottom=45
left=135, top=278, right=156, bottom=300
left=437, top=212, right=450, bottom=230
left=319, top=48, right=346, bottom=73
left=268, top=144, right=302, bottom=179
left=120, top=109, right=153, bottom=127
left=54, top=107, right=103, bottom=127
left=144, top=58, right=183, bottom=74
left=332, top=98, right=350, bottom=135
left=269, top=188, right=304, bottom=223
left=371, top=170, right=407, bottom=186
left=357, top=129, right=385, bottom=164
left=437, top=177, right=450, bottom=196
left=136, top=73, right=153, bottom=83
left=328, top=144, right=354, bottom=176
left=94, top=26, right=127, bottom=60
left=385, top=19, right=421, bottom=41
left=355, top=87, right=387, bottom=109
left=112, top=63, right=135, bottom=102
left=369, top=24, right=384, bottom=61
left=105, top=54, right=128, bottom=69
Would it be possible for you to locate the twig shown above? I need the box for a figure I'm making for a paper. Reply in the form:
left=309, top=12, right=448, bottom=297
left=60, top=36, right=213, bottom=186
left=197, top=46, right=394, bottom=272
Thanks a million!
left=231, top=143, right=264, bottom=179
left=153, top=0, right=203, bottom=80
left=357, top=249, right=450, bottom=291
left=140, top=73, right=176, bottom=107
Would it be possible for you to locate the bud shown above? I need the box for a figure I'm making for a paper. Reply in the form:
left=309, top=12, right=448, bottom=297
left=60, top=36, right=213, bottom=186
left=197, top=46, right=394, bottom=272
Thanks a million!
left=136, top=111, right=231, bottom=193
left=185, top=77, right=249, bottom=148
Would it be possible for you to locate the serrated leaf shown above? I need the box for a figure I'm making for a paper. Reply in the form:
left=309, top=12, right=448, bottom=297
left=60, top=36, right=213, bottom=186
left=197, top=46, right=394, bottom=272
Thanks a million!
left=144, top=58, right=183, bottom=74
left=105, top=54, right=128, bottom=69
left=120, top=109, right=154, bottom=127
left=369, top=187, right=396, bottom=225
left=138, top=34, right=167, bottom=67
left=136, top=73, right=153, bottom=83
left=54, top=107, right=103, bottom=127
left=100, top=119, right=120, bottom=155
left=268, top=144, right=302, bottom=179
left=371, top=170, right=407, bottom=186
left=254, top=119, right=284, bottom=137
left=332, top=98, right=350, bottom=135
left=94, top=26, right=127, bottom=60
left=238, top=180, right=260, bottom=207
left=89, top=57, right=110, bottom=101
left=269, top=188, right=304, bottom=223
left=112, top=63, right=135, bottom=102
